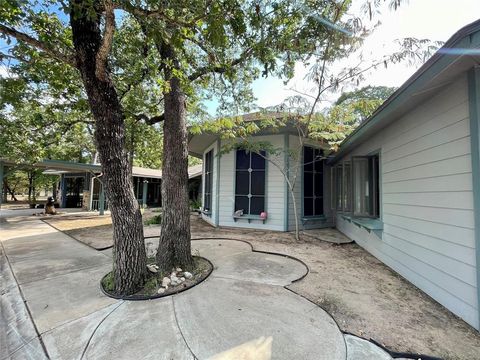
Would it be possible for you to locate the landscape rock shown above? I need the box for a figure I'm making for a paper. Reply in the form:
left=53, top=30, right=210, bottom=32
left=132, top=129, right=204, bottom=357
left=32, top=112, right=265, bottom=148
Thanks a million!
left=157, top=288, right=166, bottom=294
left=183, top=272, right=193, bottom=279
left=176, top=267, right=183, bottom=272
left=162, top=277, right=171, bottom=287
left=147, top=265, right=158, bottom=273
left=180, top=277, right=185, bottom=282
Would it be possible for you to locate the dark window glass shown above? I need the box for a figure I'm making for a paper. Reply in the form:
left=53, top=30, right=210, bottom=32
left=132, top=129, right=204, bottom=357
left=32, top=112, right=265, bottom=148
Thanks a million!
left=314, top=149, right=323, bottom=172
left=250, top=171, right=265, bottom=195
left=315, top=197, right=323, bottom=215
left=303, top=146, right=324, bottom=216
left=304, top=198, right=314, bottom=216
left=203, top=150, right=213, bottom=213
left=250, top=196, right=264, bottom=215
left=314, top=173, right=323, bottom=197
left=236, top=149, right=250, bottom=169
left=304, top=173, right=313, bottom=197
left=235, top=196, right=249, bottom=213
left=304, top=146, right=314, bottom=171
left=234, top=149, right=266, bottom=215
left=251, top=151, right=266, bottom=169
left=235, top=171, right=250, bottom=195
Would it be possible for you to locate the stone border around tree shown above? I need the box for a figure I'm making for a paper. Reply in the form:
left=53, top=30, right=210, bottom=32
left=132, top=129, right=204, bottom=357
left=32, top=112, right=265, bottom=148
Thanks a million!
left=100, top=255, right=213, bottom=301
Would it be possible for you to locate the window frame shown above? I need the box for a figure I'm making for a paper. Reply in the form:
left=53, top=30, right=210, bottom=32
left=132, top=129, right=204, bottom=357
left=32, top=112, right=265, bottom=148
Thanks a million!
left=233, top=149, right=267, bottom=216
left=332, top=161, right=352, bottom=213
left=203, top=148, right=214, bottom=215
left=352, top=153, right=381, bottom=218
left=302, top=145, right=325, bottom=218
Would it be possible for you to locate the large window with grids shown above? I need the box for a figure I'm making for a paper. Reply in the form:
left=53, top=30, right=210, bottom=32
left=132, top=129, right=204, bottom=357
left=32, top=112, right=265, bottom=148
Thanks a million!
left=303, top=146, right=324, bottom=217
left=234, top=149, right=266, bottom=215
left=203, top=149, right=213, bottom=214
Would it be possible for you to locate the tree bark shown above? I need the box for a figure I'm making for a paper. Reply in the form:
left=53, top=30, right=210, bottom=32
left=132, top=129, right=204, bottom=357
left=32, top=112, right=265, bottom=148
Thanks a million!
left=28, top=171, right=34, bottom=203
left=156, top=44, right=193, bottom=272
left=70, top=1, right=147, bottom=294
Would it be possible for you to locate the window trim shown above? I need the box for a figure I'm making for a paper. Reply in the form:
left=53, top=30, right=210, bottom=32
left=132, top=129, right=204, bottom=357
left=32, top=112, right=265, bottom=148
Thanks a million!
left=352, top=152, right=381, bottom=219
left=203, top=148, right=214, bottom=216
left=233, top=149, right=267, bottom=216
left=332, top=161, right=352, bottom=213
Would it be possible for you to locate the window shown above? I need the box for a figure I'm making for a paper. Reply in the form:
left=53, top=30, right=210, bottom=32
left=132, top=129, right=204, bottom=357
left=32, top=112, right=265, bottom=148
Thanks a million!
left=335, top=161, right=352, bottom=212
left=335, top=164, right=343, bottom=211
left=352, top=154, right=380, bottom=217
left=303, top=146, right=324, bottom=217
left=203, top=149, right=213, bottom=214
left=234, top=149, right=266, bottom=215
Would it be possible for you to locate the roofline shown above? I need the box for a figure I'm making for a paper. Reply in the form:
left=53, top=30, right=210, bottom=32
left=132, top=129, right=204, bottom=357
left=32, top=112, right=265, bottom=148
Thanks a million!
left=329, top=19, right=480, bottom=164
left=0, top=159, right=201, bottom=179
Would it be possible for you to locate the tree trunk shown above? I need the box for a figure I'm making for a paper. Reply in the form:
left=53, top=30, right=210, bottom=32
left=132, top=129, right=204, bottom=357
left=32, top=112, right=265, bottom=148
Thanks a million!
left=28, top=171, right=33, bottom=203
left=70, top=1, right=147, bottom=294
left=156, top=44, right=193, bottom=272
left=5, top=183, right=18, bottom=201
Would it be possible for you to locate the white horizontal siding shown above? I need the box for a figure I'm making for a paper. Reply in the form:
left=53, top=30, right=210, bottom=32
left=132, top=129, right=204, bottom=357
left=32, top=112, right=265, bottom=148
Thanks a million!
left=217, top=135, right=286, bottom=231
left=337, top=217, right=478, bottom=330
left=335, top=75, right=479, bottom=330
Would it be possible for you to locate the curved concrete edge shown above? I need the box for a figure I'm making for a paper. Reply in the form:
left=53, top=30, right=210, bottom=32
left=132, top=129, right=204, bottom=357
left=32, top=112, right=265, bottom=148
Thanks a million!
left=99, top=256, right=214, bottom=301
left=82, top=298, right=194, bottom=360
left=173, top=276, right=347, bottom=360
left=0, top=242, right=49, bottom=360
left=191, top=237, right=310, bottom=284
left=344, top=334, right=392, bottom=360
left=343, top=333, right=443, bottom=360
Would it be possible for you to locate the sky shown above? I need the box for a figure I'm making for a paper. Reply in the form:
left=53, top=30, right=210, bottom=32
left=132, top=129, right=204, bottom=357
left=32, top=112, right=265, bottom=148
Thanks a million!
left=1, top=0, right=479, bottom=114
left=238, top=0, right=480, bottom=114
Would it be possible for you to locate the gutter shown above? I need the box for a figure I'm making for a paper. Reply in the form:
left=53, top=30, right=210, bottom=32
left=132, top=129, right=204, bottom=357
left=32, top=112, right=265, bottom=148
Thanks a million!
left=329, top=19, right=480, bottom=165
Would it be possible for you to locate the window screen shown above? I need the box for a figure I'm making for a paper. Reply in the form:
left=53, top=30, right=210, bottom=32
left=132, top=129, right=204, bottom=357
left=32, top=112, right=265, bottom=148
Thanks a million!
left=352, top=154, right=380, bottom=217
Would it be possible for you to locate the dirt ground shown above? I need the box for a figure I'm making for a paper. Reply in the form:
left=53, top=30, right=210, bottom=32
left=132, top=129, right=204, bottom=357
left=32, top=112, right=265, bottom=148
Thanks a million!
left=43, top=212, right=480, bottom=360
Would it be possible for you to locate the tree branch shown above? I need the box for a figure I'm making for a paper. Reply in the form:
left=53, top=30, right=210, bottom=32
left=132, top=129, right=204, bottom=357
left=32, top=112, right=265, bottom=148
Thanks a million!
left=187, top=48, right=253, bottom=82
left=135, top=113, right=164, bottom=125
left=115, top=3, right=197, bottom=28
left=0, top=24, right=75, bottom=66
left=95, top=0, right=115, bottom=81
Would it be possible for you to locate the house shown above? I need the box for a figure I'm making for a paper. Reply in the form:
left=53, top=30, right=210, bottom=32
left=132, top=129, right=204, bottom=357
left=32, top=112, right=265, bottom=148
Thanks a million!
left=0, top=159, right=202, bottom=212
left=188, top=19, right=480, bottom=330
left=189, top=112, right=334, bottom=232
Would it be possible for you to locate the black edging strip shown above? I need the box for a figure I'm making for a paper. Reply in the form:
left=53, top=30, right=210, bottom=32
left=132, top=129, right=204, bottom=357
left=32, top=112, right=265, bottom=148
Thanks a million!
left=191, top=237, right=440, bottom=360
left=79, top=301, right=125, bottom=360
left=99, top=255, right=213, bottom=301
left=171, top=297, right=198, bottom=360
left=41, top=219, right=113, bottom=252
left=0, top=241, right=51, bottom=360
left=100, top=236, right=440, bottom=359
left=191, top=236, right=310, bottom=282
left=342, top=331, right=443, bottom=360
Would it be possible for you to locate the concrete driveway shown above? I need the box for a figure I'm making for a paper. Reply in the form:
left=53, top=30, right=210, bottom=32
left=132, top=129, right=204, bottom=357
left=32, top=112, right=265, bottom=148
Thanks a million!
left=1, top=218, right=394, bottom=360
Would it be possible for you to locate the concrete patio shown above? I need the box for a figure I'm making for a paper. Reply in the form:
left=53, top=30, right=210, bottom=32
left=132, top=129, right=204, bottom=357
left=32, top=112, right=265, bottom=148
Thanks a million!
left=0, top=215, right=400, bottom=360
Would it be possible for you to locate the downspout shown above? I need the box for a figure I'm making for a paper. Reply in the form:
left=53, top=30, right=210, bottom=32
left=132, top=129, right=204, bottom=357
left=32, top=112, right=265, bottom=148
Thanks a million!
left=467, top=66, right=480, bottom=330
left=215, top=139, right=221, bottom=227
left=284, top=134, right=289, bottom=232
left=0, top=162, right=4, bottom=208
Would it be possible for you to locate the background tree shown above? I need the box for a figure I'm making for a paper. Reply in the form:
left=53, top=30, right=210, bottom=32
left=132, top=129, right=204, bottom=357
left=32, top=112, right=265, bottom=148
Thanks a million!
left=191, top=10, right=439, bottom=239
left=0, top=0, right=150, bottom=294
left=0, top=0, right=435, bottom=287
